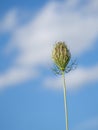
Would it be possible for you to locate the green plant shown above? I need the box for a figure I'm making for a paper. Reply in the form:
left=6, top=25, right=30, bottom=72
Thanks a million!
left=52, top=41, right=76, bottom=130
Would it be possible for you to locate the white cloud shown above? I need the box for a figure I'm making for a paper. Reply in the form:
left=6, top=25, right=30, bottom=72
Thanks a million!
left=0, top=67, right=39, bottom=89
left=44, top=65, right=98, bottom=90
left=0, top=0, right=98, bottom=89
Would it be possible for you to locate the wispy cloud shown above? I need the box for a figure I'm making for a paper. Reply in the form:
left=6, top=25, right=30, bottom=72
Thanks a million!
left=0, top=67, right=38, bottom=89
left=0, top=0, right=98, bottom=89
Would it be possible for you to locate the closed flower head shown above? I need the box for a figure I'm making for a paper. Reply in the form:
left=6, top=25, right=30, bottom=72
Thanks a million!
left=52, top=41, right=71, bottom=72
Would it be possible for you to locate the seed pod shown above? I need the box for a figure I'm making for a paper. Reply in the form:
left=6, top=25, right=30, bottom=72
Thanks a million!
left=52, top=42, right=71, bottom=72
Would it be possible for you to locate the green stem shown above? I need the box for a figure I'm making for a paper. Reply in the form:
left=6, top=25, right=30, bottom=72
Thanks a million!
left=62, top=71, right=69, bottom=130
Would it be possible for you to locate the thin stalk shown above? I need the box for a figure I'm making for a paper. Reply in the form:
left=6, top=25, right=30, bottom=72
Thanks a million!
left=62, top=71, right=69, bottom=130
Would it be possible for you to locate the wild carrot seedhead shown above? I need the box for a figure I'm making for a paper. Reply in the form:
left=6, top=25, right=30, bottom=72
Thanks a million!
left=52, top=41, right=71, bottom=72
left=51, top=41, right=77, bottom=130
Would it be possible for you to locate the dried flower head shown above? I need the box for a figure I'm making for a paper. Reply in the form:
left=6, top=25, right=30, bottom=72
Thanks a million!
left=51, top=41, right=77, bottom=130
left=52, top=41, right=71, bottom=72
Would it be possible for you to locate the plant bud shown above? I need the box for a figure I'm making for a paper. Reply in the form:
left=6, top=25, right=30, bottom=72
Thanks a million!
left=52, top=42, right=71, bottom=71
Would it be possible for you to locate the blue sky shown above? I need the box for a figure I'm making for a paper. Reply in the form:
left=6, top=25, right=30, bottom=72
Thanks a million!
left=0, top=0, right=98, bottom=130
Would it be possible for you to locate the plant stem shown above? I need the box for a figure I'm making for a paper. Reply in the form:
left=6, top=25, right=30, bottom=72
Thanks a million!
left=62, top=72, right=69, bottom=130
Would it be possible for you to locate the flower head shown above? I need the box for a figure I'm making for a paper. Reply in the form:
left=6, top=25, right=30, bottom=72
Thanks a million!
left=52, top=41, right=71, bottom=72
